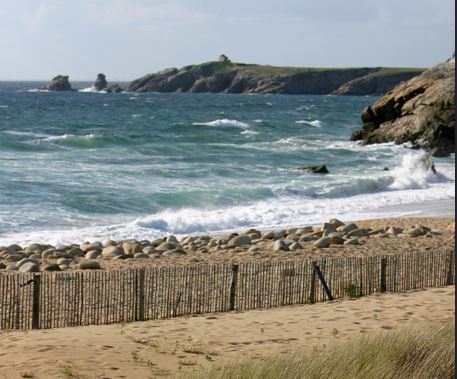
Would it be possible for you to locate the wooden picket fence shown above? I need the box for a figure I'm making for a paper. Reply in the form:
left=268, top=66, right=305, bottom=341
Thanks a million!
left=0, top=248, right=454, bottom=330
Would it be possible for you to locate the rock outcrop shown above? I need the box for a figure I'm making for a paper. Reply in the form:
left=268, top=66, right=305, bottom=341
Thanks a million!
left=121, top=59, right=423, bottom=96
left=43, top=75, right=72, bottom=91
left=93, top=73, right=107, bottom=91
left=351, top=57, right=455, bottom=156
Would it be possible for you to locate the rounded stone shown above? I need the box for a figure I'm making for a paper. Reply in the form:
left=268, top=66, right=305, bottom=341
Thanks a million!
left=313, top=237, right=332, bottom=248
left=344, top=238, right=360, bottom=245
left=85, top=250, right=101, bottom=259
left=273, top=239, right=289, bottom=251
left=80, top=242, right=102, bottom=253
left=228, top=235, right=251, bottom=247
left=101, top=246, right=123, bottom=257
left=18, top=261, right=40, bottom=273
left=41, top=263, right=62, bottom=272
left=79, top=260, right=101, bottom=270
left=56, top=258, right=72, bottom=265
left=133, top=253, right=149, bottom=259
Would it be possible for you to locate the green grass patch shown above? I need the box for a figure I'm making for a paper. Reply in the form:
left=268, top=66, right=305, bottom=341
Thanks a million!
left=183, top=319, right=454, bottom=379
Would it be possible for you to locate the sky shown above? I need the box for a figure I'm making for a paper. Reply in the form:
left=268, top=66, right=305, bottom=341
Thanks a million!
left=0, top=0, right=454, bottom=81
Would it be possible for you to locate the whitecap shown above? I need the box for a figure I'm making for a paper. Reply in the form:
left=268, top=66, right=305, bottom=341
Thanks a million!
left=192, top=119, right=250, bottom=129
left=0, top=105, right=8, bottom=108
left=43, top=133, right=97, bottom=142
left=241, top=130, right=259, bottom=135
left=295, top=120, right=322, bottom=127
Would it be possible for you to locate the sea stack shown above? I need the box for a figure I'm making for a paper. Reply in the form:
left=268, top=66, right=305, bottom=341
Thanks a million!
left=44, top=75, right=72, bottom=91
left=351, top=56, right=455, bottom=157
left=93, top=73, right=108, bottom=91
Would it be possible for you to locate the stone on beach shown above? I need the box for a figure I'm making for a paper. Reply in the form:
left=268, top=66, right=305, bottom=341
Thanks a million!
left=273, top=239, right=289, bottom=251
left=101, top=246, right=123, bottom=258
left=313, top=237, right=331, bottom=248
left=42, top=263, right=61, bottom=272
left=18, top=261, right=40, bottom=273
left=228, top=235, right=251, bottom=247
left=85, top=250, right=101, bottom=259
left=81, top=242, right=102, bottom=252
left=79, top=260, right=101, bottom=270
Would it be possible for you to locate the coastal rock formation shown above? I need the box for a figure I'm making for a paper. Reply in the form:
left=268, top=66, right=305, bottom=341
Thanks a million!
left=299, top=165, right=329, bottom=174
left=93, top=73, right=107, bottom=91
left=122, top=59, right=423, bottom=96
left=351, top=56, right=455, bottom=156
left=44, top=75, right=72, bottom=91
left=105, top=84, right=123, bottom=93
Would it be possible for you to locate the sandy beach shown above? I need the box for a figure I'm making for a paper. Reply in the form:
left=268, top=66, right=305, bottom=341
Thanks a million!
left=0, top=285, right=453, bottom=378
left=0, top=214, right=454, bottom=378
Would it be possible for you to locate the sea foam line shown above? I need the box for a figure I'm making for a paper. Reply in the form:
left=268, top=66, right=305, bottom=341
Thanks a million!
left=193, top=119, right=250, bottom=129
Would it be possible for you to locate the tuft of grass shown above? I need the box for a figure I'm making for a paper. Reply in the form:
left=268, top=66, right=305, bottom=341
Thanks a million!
left=61, top=363, right=79, bottom=378
left=20, top=372, right=34, bottom=378
left=345, top=283, right=362, bottom=299
left=182, top=319, right=454, bottom=379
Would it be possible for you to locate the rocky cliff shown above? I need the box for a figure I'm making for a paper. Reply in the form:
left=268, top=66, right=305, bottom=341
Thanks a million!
left=351, top=57, right=455, bottom=156
left=122, top=60, right=423, bottom=96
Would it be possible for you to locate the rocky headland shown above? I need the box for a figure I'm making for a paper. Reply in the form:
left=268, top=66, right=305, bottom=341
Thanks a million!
left=119, top=55, right=423, bottom=95
left=351, top=56, right=455, bottom=156
left=0, top=218, right=453, bottom=273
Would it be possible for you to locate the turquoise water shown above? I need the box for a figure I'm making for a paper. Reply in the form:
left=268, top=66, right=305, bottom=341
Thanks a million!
left=0, top=82, right=454, bottom=245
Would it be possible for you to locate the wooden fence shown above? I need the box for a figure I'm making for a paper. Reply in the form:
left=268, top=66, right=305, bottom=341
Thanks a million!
left=0, top=248, right=454, bottom=330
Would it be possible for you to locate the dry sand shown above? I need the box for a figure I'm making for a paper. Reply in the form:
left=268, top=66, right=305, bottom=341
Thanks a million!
left=0, top=285, right=454, bottom=379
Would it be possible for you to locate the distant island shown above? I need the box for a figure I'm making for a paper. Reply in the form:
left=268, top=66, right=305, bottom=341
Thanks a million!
left=44, top=55, right=424, bottom=96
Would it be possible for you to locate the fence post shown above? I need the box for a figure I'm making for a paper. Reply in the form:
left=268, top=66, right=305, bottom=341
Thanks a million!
left=32, top=274, right=41, bottom=329
left=380, top=257, right=387, bottom=292
left=229, top=264, right=239, bottom=311
left=315, top=265, right=334, bottom=301
left=135, top=269, right=146, bottom=321
left=309, top=262, right=317, bottom=303
left=447, top=249, right=455, bottom=285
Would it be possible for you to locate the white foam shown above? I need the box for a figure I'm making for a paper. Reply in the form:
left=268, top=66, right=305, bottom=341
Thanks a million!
left=0, top=105, right=8, bottom=108
left=78, top=87, right=107, bottom=93
left=388, top=152, right=444, bottom=190
left=43, top=133, right=97, bottom=142
left=241, top=130, right=259, bottom=135
left=295, top=120, right=322, bottom=127
left=193, top=119, right=250, bottom=129
left=1, top=176, right=453, bottom=246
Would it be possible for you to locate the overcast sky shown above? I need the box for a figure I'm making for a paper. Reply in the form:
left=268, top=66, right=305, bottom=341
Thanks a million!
left=0, top=0, right=454, bottom=80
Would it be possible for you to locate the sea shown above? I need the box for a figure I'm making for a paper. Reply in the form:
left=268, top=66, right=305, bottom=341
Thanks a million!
left=0, top=81, right=454, bottom=246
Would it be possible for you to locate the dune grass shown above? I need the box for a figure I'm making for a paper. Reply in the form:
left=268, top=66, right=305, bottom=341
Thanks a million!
left=183, top=319, right=454, bottom=379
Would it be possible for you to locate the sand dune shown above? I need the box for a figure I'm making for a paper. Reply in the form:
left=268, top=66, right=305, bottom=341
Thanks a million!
left=0, top=285, right=454, bottom=378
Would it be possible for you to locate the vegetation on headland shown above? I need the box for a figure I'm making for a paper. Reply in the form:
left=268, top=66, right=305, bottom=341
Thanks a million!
left=183, top=319, right=455, bottom=379
left=121, top=57, right=425, bottom=95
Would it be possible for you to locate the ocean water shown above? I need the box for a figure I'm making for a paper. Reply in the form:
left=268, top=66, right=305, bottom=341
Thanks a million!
left=0, top=81, right=454, bottom=246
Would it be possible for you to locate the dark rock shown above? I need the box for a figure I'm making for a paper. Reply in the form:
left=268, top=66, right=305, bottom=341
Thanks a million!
left=93, top=73, right=107, bottom=91
left=298, top=165, right=329, bottom=174
left=44, top=75, right=72, bottom=91
left=105, top=85, right=123, bottom=93
left=383, top=167, right=389, bottom=171
left=351, top=56, right=455, bottom=157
